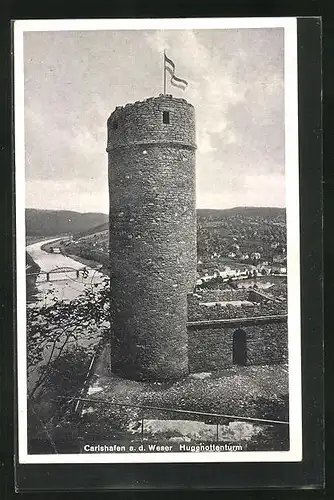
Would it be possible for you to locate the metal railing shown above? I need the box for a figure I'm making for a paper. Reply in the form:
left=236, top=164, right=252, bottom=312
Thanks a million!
left=66, top=395, right=289, bottom=444
left=32, top=390, right=289, bottom=453
left=71, top=396, right=289, bottom=426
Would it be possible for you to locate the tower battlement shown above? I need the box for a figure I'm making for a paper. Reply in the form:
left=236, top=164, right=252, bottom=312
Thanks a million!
left=107, top=95, right=196, bottom=153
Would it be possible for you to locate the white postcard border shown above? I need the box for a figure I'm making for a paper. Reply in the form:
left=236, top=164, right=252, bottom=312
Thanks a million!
left=14, top=17, right=301, bottom=464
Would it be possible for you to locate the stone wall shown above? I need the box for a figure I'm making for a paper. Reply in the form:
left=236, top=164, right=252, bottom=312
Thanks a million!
left=191, top=289, right=250, bottom=302
left=107, top=95, right=197, bottom=381
left=188, top=321, right=288, bottom=373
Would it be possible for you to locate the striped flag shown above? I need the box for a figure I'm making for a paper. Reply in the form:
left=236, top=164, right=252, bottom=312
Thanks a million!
left=164, top=52, right=188, bottom=91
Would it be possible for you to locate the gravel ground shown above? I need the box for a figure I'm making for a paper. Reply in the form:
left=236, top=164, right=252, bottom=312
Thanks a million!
left=83, top=364, right=288, bottom=421
left=79, top=345, right=289, bottom=450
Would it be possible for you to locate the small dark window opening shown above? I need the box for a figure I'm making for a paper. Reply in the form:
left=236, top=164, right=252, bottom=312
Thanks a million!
left=162, top=111, right=170, bottom=124
left=112, top=121, right=118, bottom=130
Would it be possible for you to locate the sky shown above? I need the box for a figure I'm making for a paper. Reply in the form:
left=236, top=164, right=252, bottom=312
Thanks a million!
left=23, top=27, right=285, bottom=213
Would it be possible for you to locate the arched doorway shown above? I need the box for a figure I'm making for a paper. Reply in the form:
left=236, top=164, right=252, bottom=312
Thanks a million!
left=233, top=328, right=247, bottom=365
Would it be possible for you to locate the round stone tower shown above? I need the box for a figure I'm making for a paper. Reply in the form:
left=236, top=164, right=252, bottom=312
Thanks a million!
left=107, top=94, right=197, bottom=381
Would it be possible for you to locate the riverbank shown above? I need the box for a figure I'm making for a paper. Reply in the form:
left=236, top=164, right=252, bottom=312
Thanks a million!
left=26, top=234, right=66, bottom=246
left=40, top=239, right=109, bottom=276
left=65, top=253, right=108, bottom=276
left=26, top=252, right=40, bottom=302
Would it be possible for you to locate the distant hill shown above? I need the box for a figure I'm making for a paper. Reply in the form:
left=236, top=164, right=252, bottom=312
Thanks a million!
left=26, top=207, right=285, bottom=238
left=72, top=206, right=285, bottom=240
left=73, top=221, right=109, bottom=239
left=197, top=207, right=286, bottom=220
left=26, top=209, right=108, bottom=237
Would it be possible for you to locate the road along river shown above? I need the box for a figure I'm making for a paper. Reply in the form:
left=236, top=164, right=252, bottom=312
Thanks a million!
left=26, top=239, right=107, bottom=394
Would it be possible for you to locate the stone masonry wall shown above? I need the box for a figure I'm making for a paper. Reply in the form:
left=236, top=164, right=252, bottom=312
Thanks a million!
left=107, top=95, right=196, bottom=151
left=107, top=96, right=197, bottom=381
left=188, top=322, right=288, bottom=373
left=188, top=289, right=250, bottom=303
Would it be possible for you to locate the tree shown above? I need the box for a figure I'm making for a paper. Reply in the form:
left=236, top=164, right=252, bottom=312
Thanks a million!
left=26, top=275, right=111, bottom=452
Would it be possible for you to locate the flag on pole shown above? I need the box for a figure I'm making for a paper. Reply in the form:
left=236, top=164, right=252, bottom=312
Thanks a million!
left=164, top=52, right=188, bottom=91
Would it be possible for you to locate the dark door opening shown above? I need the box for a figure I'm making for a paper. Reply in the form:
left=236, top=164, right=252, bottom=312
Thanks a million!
left=233, top=328, right=247, bottom=365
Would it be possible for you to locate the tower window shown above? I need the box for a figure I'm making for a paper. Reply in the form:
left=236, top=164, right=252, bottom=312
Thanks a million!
left=112, top=121, right=118, bottom=130
left=162, top=111, right=170, bottom=124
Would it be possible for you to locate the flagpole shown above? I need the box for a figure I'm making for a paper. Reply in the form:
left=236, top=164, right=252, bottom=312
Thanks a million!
left=163, top=50, right=166, bottom=95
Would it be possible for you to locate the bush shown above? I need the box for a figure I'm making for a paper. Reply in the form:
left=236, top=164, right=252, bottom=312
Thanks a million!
left=27, top=276, right=111, bottom=453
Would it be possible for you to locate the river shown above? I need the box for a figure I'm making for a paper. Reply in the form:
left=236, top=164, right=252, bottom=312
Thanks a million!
left=26, top=238, right=106, bottom=394
left=26, top=238, right=104, bottom=303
